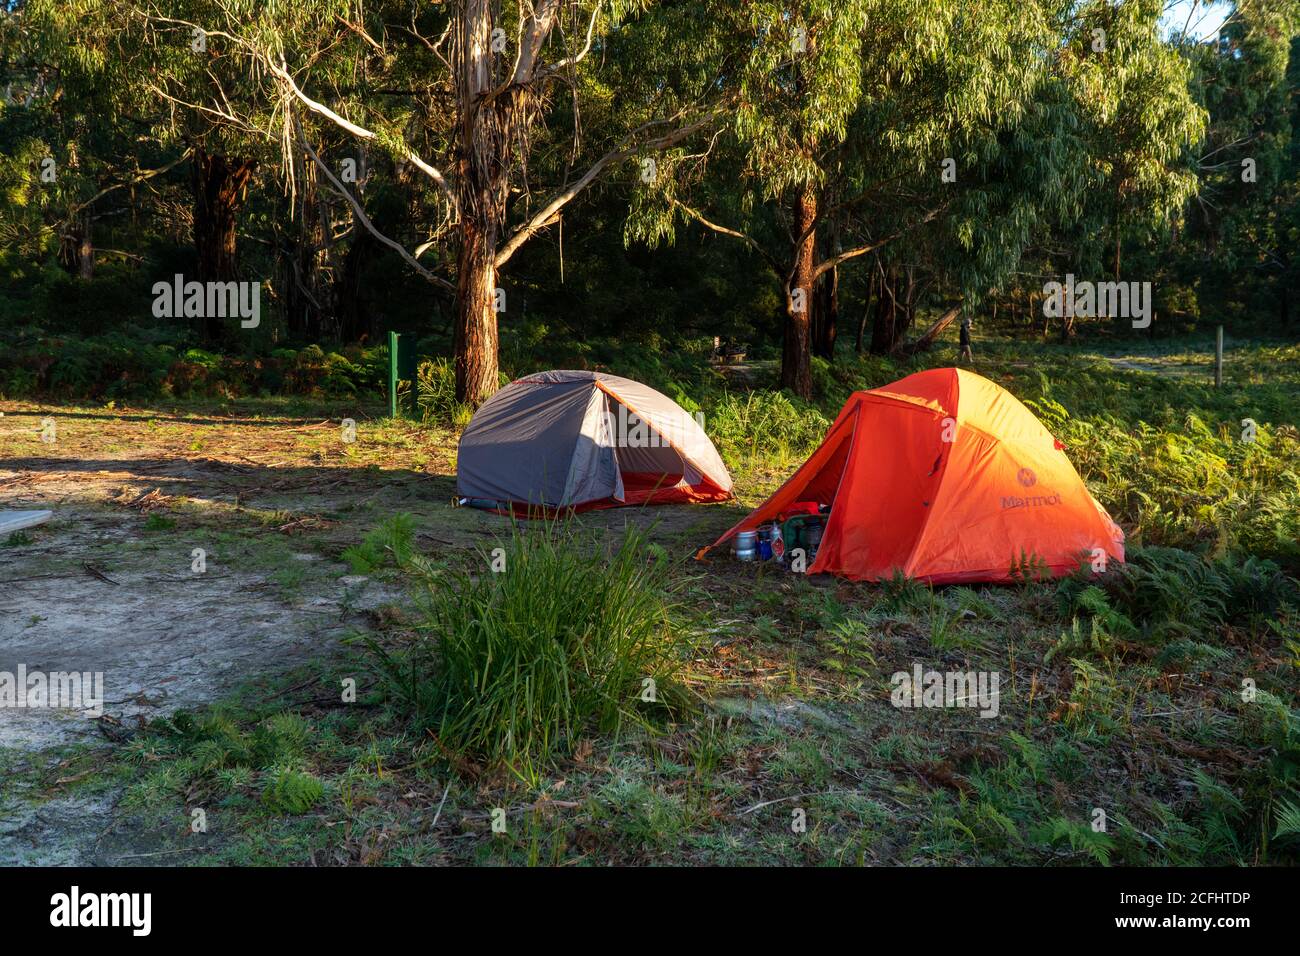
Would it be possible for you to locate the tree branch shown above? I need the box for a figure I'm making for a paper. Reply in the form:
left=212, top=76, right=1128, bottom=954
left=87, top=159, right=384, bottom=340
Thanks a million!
left=810, top=205, right=946, bottom=282
left=267, top=55, right=460, bottom=217
left=301, top=137, right=455, bottom=294
left=671, top=200, right=783, bottom=277
left=495, top=112, right=717, bottom=268
left=132, top=11, right=460, bottom=216
left=71, top=149, right=193, bottom=213
left=512, top=0, right=562, bottom=84
left=536, top=1, right=602, bottom=80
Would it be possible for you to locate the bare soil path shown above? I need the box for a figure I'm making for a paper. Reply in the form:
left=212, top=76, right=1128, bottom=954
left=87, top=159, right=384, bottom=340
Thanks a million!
left=0, top=399, right=740, bottom=863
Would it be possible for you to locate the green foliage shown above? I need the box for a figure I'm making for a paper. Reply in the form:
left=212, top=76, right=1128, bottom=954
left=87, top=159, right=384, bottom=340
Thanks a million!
left=1010, top=549, right=1051, bottom=584
left=1031, top=816, right=1117, bottom=866
left=364, top=521, right=690, bottom=783
left=877, top=570, right=928, bottom=613
left=126, top=708, right=326, bottom=817
left=820, top=617, right=878, bottom=678
left=340, top=513, right=416, bottom=574
left=0, top=316, right=386, bottom=401
left=260, top=766, right=324, bottom=815
left=412, top=357, right=495, bottom=427
left=1100, top=547, right=1297, bottom=642
left=704, top=390, right=830, bottom=467
left=1020, top=354, right=1300, bottom=571
left=143, top=514, right=176, bottom=532
left=1275, top=793, right=1300, bottom=842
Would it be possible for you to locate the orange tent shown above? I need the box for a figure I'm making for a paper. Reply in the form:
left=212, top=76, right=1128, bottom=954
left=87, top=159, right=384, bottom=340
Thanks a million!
left=700, top=368, right=1124, bottom=584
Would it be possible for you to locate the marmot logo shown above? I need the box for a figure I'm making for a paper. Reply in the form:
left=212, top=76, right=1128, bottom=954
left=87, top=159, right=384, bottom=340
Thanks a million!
left=1017, top=468, right=1037, bottom=487
left=1002, top=493, right=1061, bottom=509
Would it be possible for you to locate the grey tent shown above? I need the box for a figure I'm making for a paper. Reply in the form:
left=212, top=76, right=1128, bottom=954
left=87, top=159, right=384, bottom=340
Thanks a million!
left=456, top=370, right=733, bottom=512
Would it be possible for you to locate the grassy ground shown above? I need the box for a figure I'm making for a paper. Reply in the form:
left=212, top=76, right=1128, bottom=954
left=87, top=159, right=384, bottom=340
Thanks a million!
left=1, top=336, right=1297, bottom=866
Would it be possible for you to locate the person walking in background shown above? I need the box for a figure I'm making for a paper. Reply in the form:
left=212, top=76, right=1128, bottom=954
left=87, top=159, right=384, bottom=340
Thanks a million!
left=958, top=313, right=974, bottom=364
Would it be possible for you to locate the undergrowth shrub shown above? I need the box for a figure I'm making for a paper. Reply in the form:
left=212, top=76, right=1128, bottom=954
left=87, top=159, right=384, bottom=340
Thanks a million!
left=705, top=390, right=829, bottom=468
left=1025, top=389, right=1300, bottom=571
left=412, top=357, right=486, bottom=427
left=0, top=328, right=384, bottom=401
left=1106, top=548, right=1294, bottom=640
left=340, top=513, right=417, bottom=573
left=365, top=520, right=691, bottom=783
left=261, top=766, right=325, bottom=815
left=125, top=710, right=324, bottom=815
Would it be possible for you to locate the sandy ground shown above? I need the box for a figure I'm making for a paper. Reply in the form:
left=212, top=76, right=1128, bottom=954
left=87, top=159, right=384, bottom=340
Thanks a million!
left=0, top=424, right=395, bottom=751
left=0, top=400, right=739, bottom=863
left=0, top=403, right=414, bottom=862
left=0, top=516, right=359, bottom=750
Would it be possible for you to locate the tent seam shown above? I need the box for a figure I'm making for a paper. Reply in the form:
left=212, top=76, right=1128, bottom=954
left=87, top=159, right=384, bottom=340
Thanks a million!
left=591, top=380, right=727, bottom=493
left=901, top=372, right=961, bottom=577
left=808, top=399, right=863, bottom=574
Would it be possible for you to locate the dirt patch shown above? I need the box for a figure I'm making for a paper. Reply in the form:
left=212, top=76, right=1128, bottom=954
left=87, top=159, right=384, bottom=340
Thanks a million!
left=0, top=402, right=436, bottom=861
left=0, top=399, right=742, bottom=863
left=1101, top=356, right=1211, bottom=378
left=0, top=545, right=363, bottom=750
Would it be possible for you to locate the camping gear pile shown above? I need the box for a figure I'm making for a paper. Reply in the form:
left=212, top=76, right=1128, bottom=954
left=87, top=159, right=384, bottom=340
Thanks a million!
left=732, top=502, right=831, bottom=568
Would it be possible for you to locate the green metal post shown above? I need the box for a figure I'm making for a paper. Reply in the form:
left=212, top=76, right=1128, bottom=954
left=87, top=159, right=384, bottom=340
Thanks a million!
left=388, top=331, right=399, bottom=419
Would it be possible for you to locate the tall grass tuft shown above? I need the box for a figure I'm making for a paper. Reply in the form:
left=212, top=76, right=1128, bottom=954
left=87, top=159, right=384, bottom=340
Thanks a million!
left=705, top=390, right=829, bottom=467
left=367, top=520, right=690, bottom=783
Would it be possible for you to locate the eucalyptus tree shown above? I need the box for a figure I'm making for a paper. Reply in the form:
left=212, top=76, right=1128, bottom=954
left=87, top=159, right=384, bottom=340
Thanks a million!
left=1006, top=0, right=1207, bottom=339
left=0, top=0, right=183, bottom=279
left=901, top=0, right=1208, bottom=342
left=121, top=0, right=721, bottom=404
left=1063, top=0, right=1205, bottom=293
left=628, top=0, right=1072, bottom=397
left=1174, top=0, right=1299, bottom=330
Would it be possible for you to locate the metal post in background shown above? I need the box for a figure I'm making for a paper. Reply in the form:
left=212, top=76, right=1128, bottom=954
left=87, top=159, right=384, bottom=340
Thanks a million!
left=388, top=331, right=399, bottom=418
left=1215, top=325, right=1223, bottom=388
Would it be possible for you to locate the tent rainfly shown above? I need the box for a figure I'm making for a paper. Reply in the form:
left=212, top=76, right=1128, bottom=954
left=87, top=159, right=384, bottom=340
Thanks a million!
left=456, top=370, right=733, bottom=512
left=699, top=368, right=1124, bottom=583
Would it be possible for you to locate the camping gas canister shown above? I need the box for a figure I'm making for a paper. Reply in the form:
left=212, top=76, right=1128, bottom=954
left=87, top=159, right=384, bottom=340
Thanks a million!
left=805, top=521, right=824, bottom=562
left=734, top=531, right=758, bottom=562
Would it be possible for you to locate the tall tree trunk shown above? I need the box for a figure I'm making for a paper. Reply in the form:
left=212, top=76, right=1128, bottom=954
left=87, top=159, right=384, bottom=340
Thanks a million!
left=1059, top=282, right=1075, bottom=341
left=856, top=265, right=877, bottom=353
left=813, top=262, right=838, bottom=359
left=811, top=222, right=838, bottom=359
left=191, top=147, right=254, bottom=341
left=870, top=264, right=900, bottom=355
left=336, top=230, right=376, bottom=343
left=452, top=0, right=504, bottom=406
left=780, top=184, right=817, bottom=399
left=454, top=218, right=499, bottom=403
left=77, top=211, right=94, bottom=279
left=897, top=265, right=917, bottom=341
left=58, top=211, right=95, bottom=278
left=896, top=306, right=960, bottom=357
left=282, top=179, right=327, bottom=341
